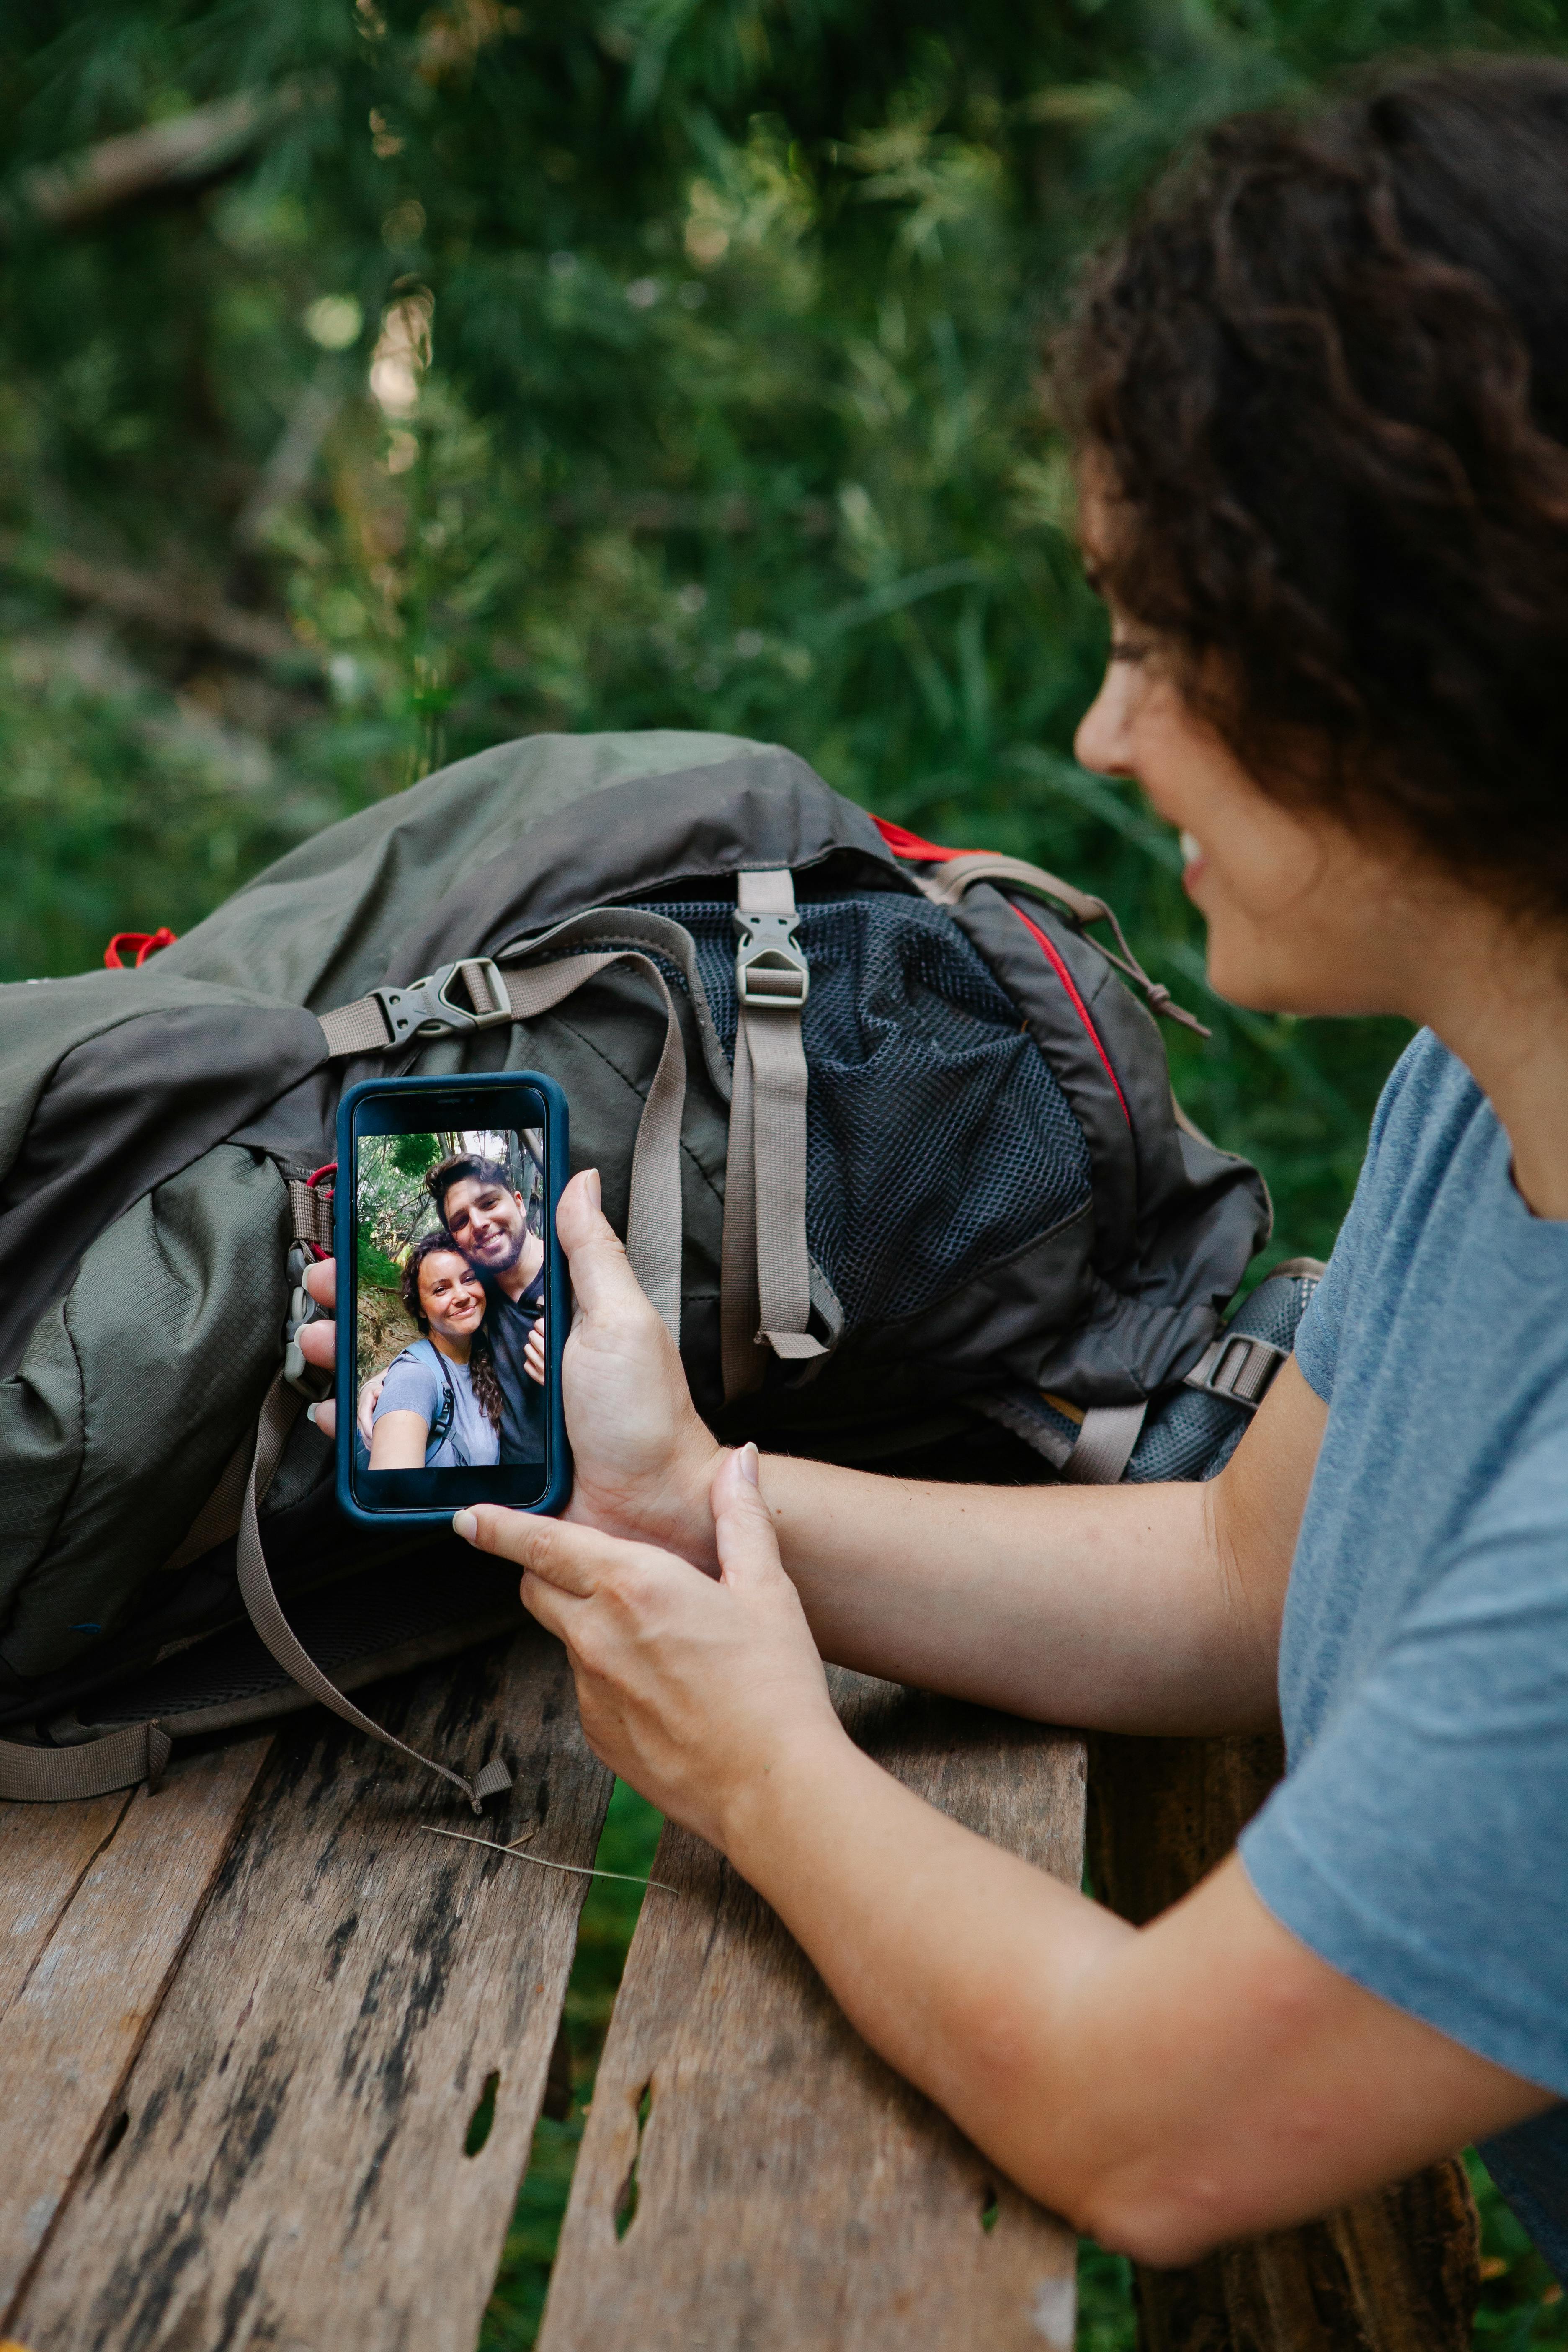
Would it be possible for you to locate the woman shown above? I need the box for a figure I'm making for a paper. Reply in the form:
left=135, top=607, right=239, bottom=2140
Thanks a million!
left=367, top=1230, right=503, bottom=1469
left=312, top=60, right=1568, bottom=2280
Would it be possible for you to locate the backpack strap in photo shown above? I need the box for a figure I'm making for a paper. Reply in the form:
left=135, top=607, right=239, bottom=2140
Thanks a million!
left=388, top=1337, right=458, bottom=1453
left=430, top=1350, right=458, bottom=1452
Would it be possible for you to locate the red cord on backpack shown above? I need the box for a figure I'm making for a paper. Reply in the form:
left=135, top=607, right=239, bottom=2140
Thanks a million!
left=872, top=816, right=965, bottom=862
left=104, top=927, right=178, bottom=969
left=872, top=812, right=1132, bottom=1128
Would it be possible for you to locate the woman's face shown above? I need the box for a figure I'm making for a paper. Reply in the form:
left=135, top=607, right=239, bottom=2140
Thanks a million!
left=417, top=1249, right=486, bottom=1342
left=1073, top=480, right=1452, bottom=1021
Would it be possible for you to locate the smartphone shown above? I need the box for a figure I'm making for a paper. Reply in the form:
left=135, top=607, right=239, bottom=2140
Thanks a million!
left=334, top=1072, right=570, bottom=1525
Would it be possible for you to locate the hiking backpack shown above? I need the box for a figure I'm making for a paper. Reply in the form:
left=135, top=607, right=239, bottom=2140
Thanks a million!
left=0, top=729, right=1309, bottom=1805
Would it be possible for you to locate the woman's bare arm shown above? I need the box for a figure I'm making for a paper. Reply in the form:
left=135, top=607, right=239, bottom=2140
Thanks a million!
left=757, top=1360, right=1323, bottom=1733
left=305, top=1179, right=1325, bottom=1737
left=471, top=1449, right=1553, bottom=2267
left=367, top=1408, right=428, bottom=1468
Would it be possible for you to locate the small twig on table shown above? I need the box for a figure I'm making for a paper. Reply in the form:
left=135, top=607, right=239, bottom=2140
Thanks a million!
left=422, top=1823, right=681, bottom=1895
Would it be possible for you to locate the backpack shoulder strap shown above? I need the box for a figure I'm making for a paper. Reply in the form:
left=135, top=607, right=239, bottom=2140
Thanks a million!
left=405, top=1339, right=457, bottom=1450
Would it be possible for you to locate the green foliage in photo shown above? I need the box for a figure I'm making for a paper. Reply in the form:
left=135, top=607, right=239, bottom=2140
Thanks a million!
left=356, top=1128, right=444, bottom=1285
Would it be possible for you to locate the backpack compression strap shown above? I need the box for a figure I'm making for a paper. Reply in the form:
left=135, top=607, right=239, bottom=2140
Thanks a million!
left=315, top=890, right=824, bottom=1392
left=721, top=869, right=826, bottom=1398
left=0, top=1718, right=172, bottom=1804
left=903, top=851, right=1209, bottom=1037
left=233, top=1375, right=512, bottom=1815
left=317, top=938, right=689, bottom=1341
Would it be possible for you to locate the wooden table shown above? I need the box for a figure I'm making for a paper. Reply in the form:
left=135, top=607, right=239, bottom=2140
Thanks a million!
left=0, top=1626, right=1087, bottom=2352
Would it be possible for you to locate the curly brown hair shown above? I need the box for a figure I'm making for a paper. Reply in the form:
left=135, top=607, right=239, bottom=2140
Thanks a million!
left=400, top=1230, right=503, bottom=1436
left=1056, top=59, right=1568, bottom=918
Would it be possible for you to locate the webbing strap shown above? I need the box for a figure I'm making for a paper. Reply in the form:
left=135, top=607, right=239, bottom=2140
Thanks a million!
left=287, top=1177, right=334, bottom=1251
left=1062, top=1401, right=1148, bottom=1485
left=720, top=872, right=824, bottom=1400
left=0, top=1719, right=171, bottom=1805
left=497, top=954, right=687, bottom=1342
left=1182, top=1331, right=1288, bottom=1411
left=318, top=993, right=398, bottom=1056
left=162, top=1427, right=254, bottom=1576
left=909, top=852, right=1208, bottom=1036
left=720, top=1011, right=763, bottom=1398
left=916, top=851, right=1110, bottom=927
left=747, top=998, right=818, bottom=1354
left=234, top=1375, right=512, bottom=1815
left=316, top=934, right=689, bottom=1343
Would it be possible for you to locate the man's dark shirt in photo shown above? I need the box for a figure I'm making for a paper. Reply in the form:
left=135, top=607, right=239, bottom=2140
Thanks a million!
left=482, top=1265, right=547, bottom=1464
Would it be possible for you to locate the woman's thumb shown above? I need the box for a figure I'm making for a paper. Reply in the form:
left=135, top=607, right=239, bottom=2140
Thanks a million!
left=712, top=1444, right=781, bottom=1590
left=555, top=1169, right=646, bottom=1317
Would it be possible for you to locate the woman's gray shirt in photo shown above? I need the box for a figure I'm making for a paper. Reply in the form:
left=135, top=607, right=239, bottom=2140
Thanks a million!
left=371, top=1338, right=500, bottom=1468
left=1239, top=1027, right=1568, bottom=2277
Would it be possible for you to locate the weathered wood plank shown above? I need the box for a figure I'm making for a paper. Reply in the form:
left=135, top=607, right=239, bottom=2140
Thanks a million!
left=540, top=1673, right=1086, bottom=2352
left=10, top=1620, right=611, bottom=2352
left=0, top=1738, right=272, bottom=2324
left=1086, top=1729, right=1480, bottom=2352
left=0, top=1787, right=135, bottom=2022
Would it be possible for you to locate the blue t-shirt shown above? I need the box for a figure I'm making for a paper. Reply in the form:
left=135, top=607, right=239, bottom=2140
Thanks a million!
left=372, top=1339, right=500, bottom=1469
left=1239, top=1029, right=1568, bottom=2277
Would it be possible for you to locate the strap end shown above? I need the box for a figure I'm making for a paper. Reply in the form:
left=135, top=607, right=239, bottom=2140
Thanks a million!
left=470, top=1757, right=513, bottom=1810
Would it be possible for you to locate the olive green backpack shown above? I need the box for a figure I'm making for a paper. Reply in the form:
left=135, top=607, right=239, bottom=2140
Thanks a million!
left=1, top=729, right=1289, bottom=1805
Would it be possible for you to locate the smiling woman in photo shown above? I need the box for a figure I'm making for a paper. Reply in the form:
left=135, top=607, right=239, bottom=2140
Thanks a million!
left=368, top=1231, right=504, bottom=1470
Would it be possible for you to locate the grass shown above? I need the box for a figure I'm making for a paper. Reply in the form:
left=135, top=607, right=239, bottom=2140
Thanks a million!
left=478, top=1786, right=1564, bottom=2350
left=479, top=1779, right=665, bottom=2351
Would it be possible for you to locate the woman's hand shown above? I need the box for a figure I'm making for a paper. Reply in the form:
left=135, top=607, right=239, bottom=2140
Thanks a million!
left=552, top=1168, right=725, bottom=1566
left=456, top=1446, right=846, bottom=1853
left=294, top=1171, right=722, bottom=1560
left=297, top=1258, right=338, bottom=1438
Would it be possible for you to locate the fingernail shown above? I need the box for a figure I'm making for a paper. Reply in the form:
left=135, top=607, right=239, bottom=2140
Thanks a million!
left=452, top=1509, right=479, bottom=1544
left=738, top=1442, right=759, bottom=1486
left=305, top=1403, right=319, bottom=1426
left=585, top=1168, right=601, bottom=1210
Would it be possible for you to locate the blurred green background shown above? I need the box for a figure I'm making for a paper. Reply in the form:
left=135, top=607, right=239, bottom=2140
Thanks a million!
left=3, top=0, right=1564, bottom=2341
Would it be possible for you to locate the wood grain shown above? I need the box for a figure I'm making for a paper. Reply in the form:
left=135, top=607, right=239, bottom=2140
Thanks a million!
left=0, top=1738, right=272, bottom=2324
left=9, top=1621, right=611, bottom=2352
left=540, top=1672, right=1087, bottom=2352
left=0, top=1786, right=134, bottom=2022
left=1086, top=1729, right=1480, bottom=2352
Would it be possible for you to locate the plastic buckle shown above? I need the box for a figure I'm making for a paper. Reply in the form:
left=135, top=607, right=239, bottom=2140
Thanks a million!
left=733, top=909, right=810, bottom=1010
left=370, top=957, right=511, bottom=1045
left=1181, top=1333, right=1288, bottom=1411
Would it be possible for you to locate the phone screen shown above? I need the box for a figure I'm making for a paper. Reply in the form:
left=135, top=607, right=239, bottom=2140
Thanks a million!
left=348, top=1080, right=557, bottom=1514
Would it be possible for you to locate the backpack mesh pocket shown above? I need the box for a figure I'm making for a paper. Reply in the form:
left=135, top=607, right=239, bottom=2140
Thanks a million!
left=631, top=893, right=1094, bottom=1329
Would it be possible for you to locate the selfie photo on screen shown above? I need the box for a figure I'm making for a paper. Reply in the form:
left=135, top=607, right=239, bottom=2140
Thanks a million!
left=354, top=1128, right=548, bottom=1473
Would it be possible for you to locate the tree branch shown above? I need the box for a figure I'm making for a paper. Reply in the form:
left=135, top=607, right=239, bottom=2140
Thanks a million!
left=10, top=81, right=317, bottom=234
left=0, top=531, right=320, bottom=669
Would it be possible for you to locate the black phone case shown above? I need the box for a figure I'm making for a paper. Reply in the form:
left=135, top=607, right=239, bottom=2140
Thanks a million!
left=333, top=1071, right=572, bottom=1526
